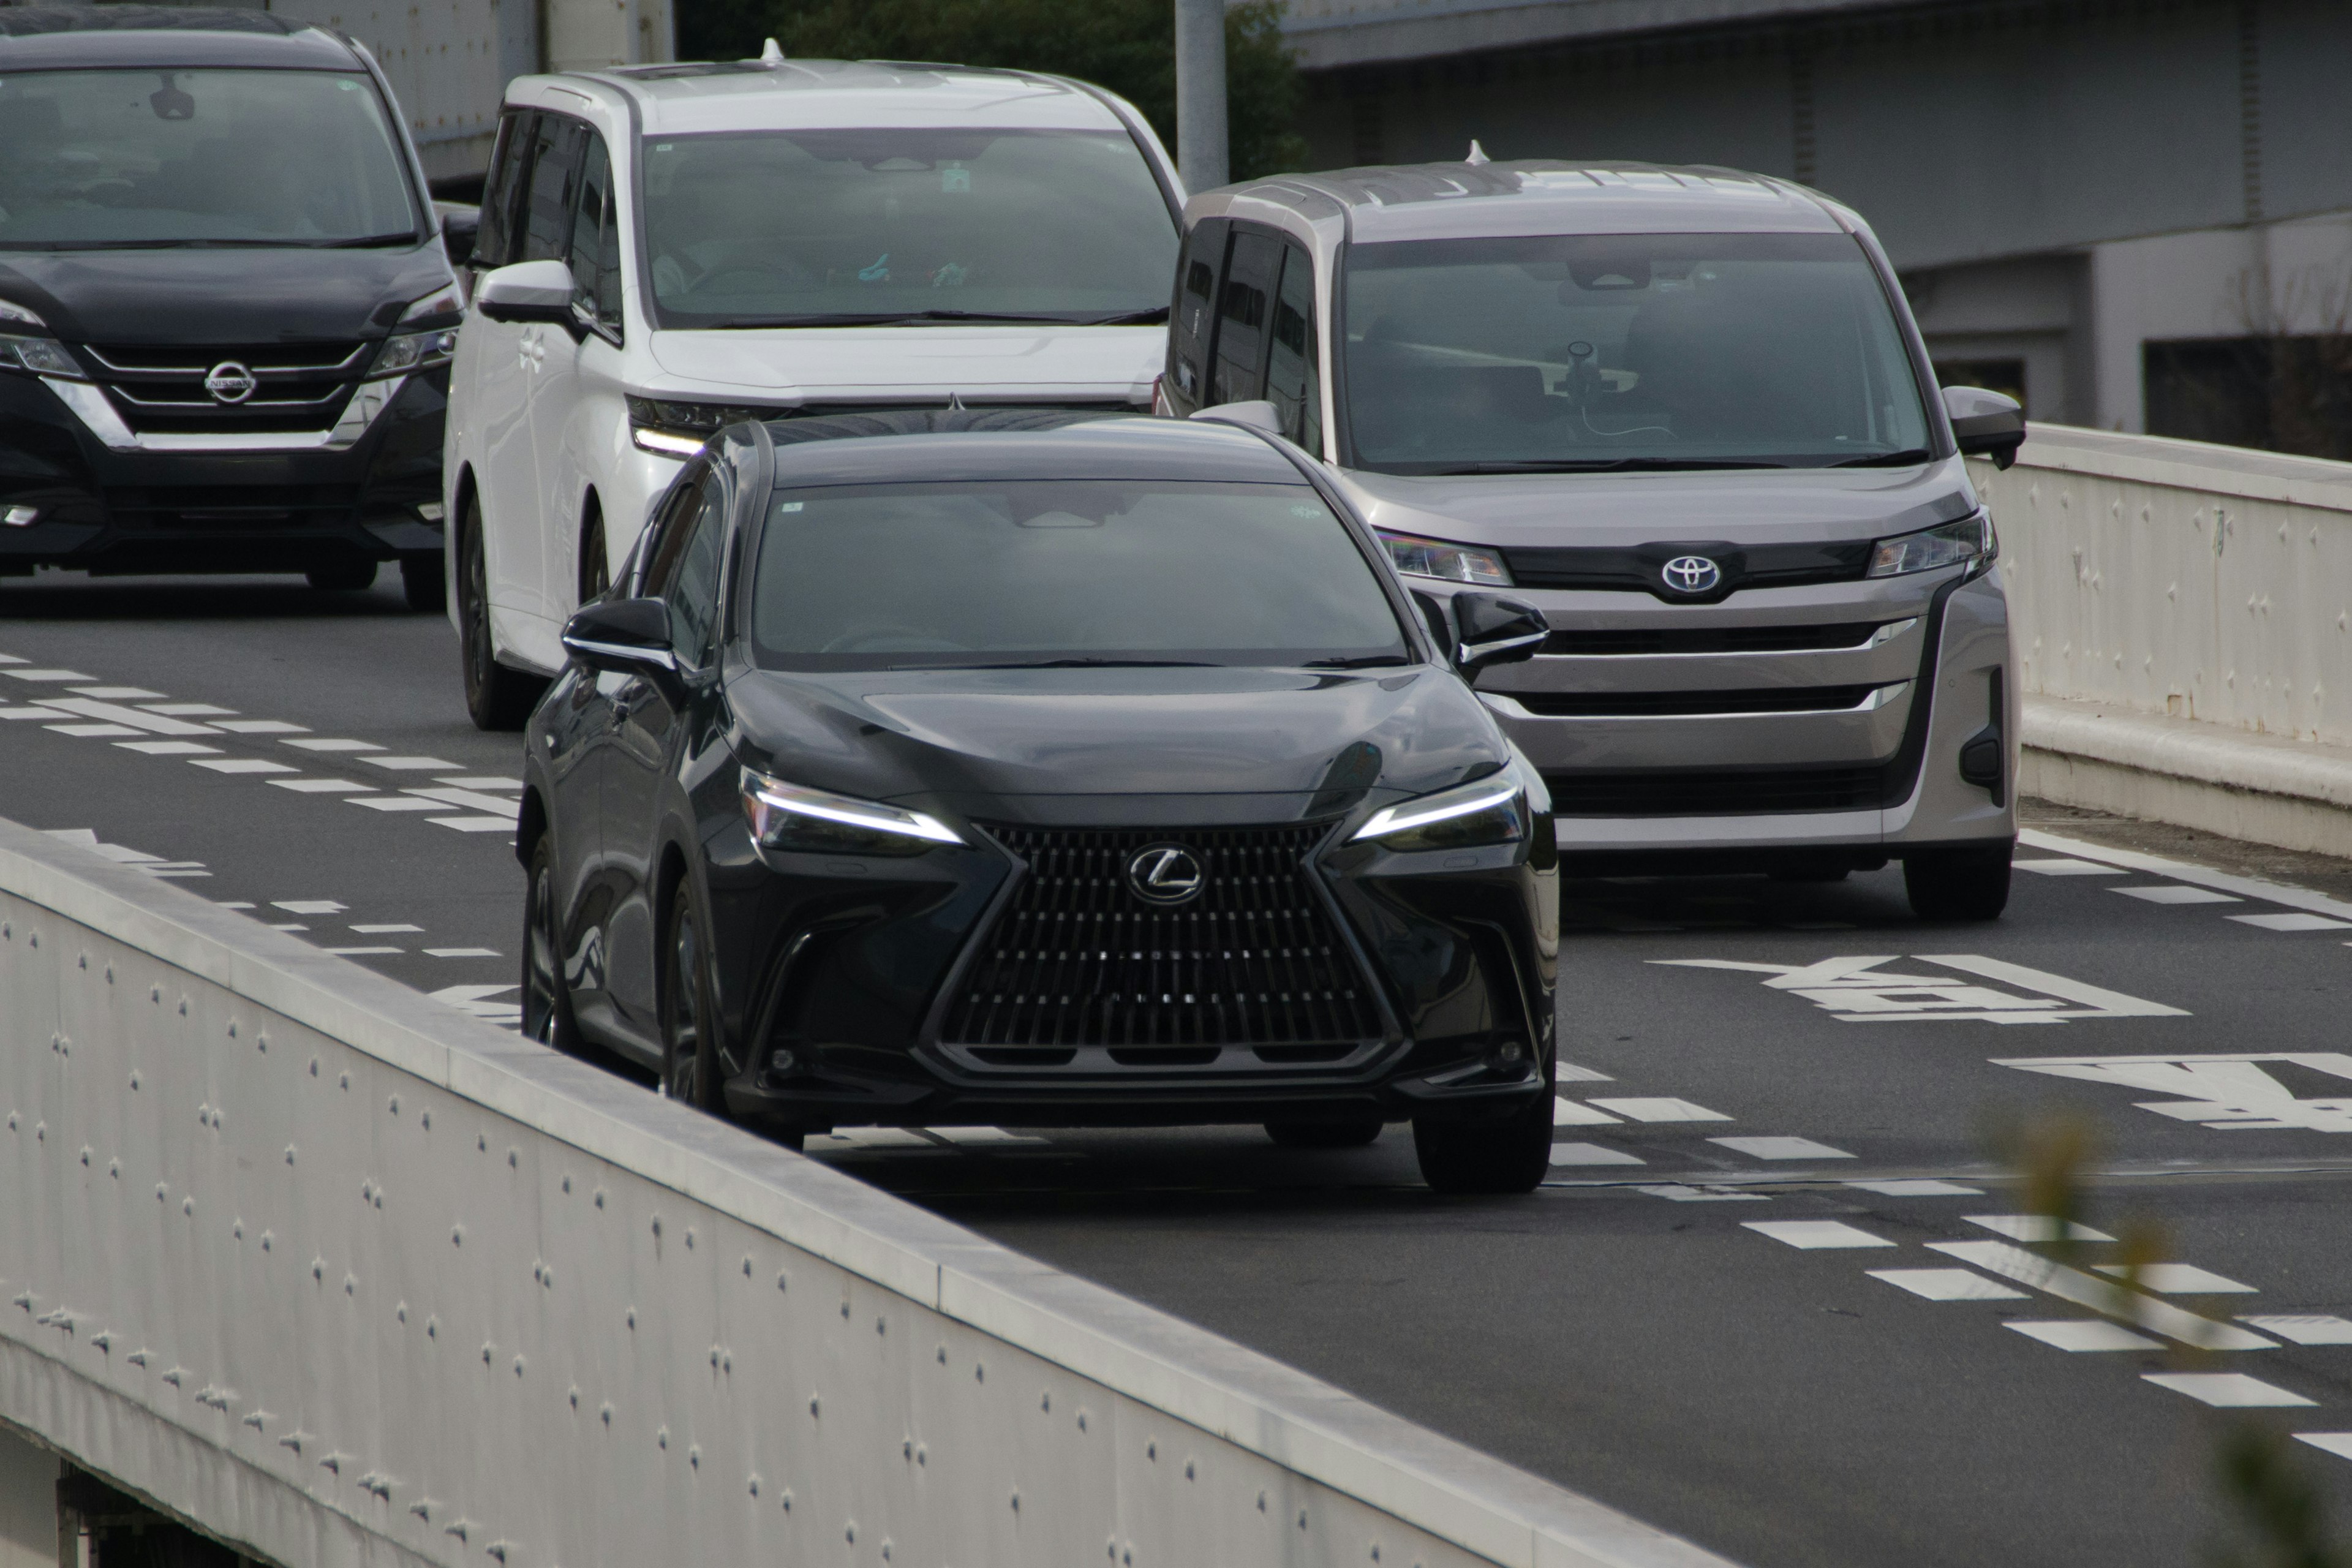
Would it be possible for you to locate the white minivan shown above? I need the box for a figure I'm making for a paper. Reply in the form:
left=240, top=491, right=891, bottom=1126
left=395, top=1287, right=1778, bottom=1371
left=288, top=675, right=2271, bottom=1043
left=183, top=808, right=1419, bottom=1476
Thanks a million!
left=442, top=56, right=1183, bottom=727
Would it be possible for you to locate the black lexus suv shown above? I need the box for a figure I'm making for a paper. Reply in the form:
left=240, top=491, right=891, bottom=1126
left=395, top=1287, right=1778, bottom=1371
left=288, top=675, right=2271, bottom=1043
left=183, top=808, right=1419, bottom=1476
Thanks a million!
left=521, top=409, right=1566, bottom=1193
left=0, top=6, right=466, bottom=603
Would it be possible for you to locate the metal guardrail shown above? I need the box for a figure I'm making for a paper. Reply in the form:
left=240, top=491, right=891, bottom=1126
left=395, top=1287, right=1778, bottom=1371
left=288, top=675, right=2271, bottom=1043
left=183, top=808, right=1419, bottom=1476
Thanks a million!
left=0, top=815, right=1739, bottom=1568
left=1976, top=425, right=2352, bottom=750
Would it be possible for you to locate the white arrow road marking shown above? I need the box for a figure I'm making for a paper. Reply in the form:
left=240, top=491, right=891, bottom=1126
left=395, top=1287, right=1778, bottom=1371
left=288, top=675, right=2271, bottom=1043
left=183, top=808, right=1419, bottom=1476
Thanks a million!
left=1925, top=1240, right=2272, bottom=1349
left=429, top=984, right=521, bottom=1024
left=1655, top=953, right=2186, bottom=1023
left=1991, top=1053, right=2352, bottom=1132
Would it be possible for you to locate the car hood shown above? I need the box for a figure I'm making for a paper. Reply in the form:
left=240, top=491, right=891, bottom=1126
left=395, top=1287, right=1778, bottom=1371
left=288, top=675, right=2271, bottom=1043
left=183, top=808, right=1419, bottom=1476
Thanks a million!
left=1330, top=456, right=1982, bottom=549
left=644, top=324, right=1163, bottom=404
left=724, top=663, right=1508, bottom=826
left=0, top=241, right=452, bottom=344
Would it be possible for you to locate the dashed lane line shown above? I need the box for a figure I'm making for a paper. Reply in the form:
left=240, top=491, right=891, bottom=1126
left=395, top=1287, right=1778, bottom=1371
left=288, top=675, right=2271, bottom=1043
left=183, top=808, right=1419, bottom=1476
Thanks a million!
left=2021, top=827, right=2352, bottom=922
left=1924, top=1239, right=2271, bottom=1349
left=2007, top=1321, right=2163, bottom=1352
left=2143, top=1373, right=2315, bottom=1408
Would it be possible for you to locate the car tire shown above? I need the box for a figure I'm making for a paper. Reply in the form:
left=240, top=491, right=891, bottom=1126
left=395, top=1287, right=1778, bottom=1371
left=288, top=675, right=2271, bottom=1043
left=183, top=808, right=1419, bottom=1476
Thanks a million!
left=1904, top=841, right=2013, bottom=921
left=306, top=561, right=377, bottom=592
left=521, top=836, right=584, bottom=1055
left=401, top=552, right=447, bottom=614
left=1412, top=1081, right=1552, bottom=1194
left=660, top=890, right=727, bottom=1114
left=458, top=496, right=541, bottom=731
left=1264, top=1116, right=1384, bottom=1149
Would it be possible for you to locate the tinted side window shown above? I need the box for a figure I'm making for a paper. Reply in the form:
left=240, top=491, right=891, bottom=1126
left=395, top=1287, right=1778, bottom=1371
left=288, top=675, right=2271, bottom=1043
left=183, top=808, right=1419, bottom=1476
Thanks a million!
left=568, top=133, right=622, bottom=334
left=473, top=110, right=535, bottom=270
left=1267, top=244, right=1323, bottom=453
left=644, top=475, right=725, bottom=666
left=1169, top=217, right=1228, bottom=405
left=1211, top=230, right=1280, bottom=406
left=519, top=117, right=586, bottom=265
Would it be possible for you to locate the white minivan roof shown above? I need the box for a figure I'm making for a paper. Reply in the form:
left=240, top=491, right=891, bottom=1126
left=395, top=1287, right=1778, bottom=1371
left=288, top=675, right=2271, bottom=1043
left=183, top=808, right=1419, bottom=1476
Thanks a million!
left=585, top=58, right=1137, bottom=136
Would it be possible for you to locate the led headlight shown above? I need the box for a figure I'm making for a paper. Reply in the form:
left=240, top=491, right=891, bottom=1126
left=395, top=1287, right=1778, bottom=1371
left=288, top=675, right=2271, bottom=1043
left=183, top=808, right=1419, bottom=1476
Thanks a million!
left=0, top=333, right=83, bottom=379
left=1867, top=513, right=1996, bottom=578
left=741, top=767, right=962, bottom=857
left=369, top=328, right=459, bottom=379
left=1376, top=530, right=1512, bottom=586
left=1352, top=775, right=1526, bottom=851
left=628, top=396, right=780, bottom=457
left=399, top=285, right=462, bottom=323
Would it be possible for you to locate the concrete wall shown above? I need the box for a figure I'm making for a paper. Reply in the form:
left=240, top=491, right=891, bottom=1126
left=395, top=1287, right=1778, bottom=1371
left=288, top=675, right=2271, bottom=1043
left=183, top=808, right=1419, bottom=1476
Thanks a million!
left=0, top=1428, right=56, bottom=1568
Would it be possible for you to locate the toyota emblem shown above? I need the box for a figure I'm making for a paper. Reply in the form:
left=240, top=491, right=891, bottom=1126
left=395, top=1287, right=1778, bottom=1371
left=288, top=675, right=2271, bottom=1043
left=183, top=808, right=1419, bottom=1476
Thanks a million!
left=203, top=361, right=258, bottom=405
left=1660, top=555, right=1722, bottom=595
left=1125, top=843, right=1205, bottom=906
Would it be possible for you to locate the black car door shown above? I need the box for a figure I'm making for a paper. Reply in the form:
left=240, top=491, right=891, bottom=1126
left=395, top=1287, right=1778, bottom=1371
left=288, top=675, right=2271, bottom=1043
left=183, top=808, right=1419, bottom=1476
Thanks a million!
left=602, top=464, right=729, bottom=1034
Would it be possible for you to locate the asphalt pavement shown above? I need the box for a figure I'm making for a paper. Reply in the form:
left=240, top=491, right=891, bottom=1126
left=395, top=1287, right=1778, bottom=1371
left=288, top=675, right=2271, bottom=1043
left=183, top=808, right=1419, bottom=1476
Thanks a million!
left=4, top=571, right=2350, bottom=1568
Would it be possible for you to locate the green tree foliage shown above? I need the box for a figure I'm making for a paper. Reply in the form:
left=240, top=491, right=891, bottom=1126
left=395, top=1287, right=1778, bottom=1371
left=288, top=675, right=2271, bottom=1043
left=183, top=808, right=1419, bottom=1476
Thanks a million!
left=676, top=0, right=1308, bottom=183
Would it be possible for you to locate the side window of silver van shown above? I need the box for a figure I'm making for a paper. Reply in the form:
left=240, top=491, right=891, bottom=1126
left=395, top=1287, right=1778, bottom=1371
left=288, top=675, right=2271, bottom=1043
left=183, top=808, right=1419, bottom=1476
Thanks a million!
left=1167, top=217, right=1229, bottom=408
left=1210, top=231, right=1280, bottom=407
left=1266, top=244, right=1321, bottom=453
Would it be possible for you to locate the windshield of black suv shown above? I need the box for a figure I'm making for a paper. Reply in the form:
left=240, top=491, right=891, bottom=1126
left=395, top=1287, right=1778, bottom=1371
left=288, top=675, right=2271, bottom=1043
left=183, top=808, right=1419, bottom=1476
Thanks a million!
left=641, top=129, right=1177, bottom=328
left=0, top=68, right=421, bottom=249
left=1340, top=232, right=1934, bottom=474
left=749, top=480, right=1409, bottom=671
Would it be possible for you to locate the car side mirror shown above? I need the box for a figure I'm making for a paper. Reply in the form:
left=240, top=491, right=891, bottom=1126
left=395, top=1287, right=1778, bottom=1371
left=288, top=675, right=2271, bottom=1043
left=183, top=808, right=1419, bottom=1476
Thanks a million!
left=1452, top=593, right=1549, bottom=675
left=1189, top=399, right=1283, bottom=438
left=1942, top=384, right=2025, bottom=470
left=562, top=597, right=682, bottom=698
left=438, top=205, right=480, bottom=270
left=475, top=258, right=574, bottom=325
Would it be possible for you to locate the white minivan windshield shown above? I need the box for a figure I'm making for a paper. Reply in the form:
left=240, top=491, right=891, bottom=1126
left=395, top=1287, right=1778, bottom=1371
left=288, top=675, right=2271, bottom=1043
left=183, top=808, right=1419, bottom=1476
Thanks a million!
left=1341, top=232, right=1934, bottom=474
left=0, top=68, right=420, bottom=249
left=641, top=128, right=1177, bottom=328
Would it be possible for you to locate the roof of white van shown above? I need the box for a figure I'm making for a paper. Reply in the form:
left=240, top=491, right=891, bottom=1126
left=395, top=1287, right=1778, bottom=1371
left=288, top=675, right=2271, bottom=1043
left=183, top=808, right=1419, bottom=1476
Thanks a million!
left=1212, top=160, right=1852, bottom=243
left=567, top=58, right=1133, bottom=136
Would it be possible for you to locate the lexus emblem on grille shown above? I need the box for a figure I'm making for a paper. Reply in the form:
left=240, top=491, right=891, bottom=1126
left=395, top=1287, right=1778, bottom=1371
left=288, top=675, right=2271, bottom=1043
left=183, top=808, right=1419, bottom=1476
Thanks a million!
left=203, top=361, right=258, bottom=405
left=1660, top=555, right=1722, bottom=595
left=1125, top=843, right=1206, bottom=906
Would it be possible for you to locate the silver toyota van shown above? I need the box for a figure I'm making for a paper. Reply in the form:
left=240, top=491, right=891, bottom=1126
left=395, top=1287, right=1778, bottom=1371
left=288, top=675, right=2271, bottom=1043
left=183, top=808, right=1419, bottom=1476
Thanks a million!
left=1157, top=160, right=2024, bottom=919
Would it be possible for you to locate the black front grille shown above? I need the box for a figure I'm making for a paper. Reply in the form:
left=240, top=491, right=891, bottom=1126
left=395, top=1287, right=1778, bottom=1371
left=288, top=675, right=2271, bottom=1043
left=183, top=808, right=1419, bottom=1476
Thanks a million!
left=76, top=341, right=368, bottom=434
left=942, top=821, right=1384, bottom=1058
left=1511, top=684, right=1883, bottom=717
left=1542, top=621, right=1886, bottom=656
left=1544, top=766, right=1886, bottom=816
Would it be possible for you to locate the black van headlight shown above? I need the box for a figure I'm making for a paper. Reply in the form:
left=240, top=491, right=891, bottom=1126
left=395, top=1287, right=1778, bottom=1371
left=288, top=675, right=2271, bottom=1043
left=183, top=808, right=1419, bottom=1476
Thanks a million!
left=1353, top=775, right=1526, bottom=851
left=369, top=328, right=459, bottom=379
left=741, top=767, right=963, bottom=856
left=1868, top=513, right=1996, bottom=578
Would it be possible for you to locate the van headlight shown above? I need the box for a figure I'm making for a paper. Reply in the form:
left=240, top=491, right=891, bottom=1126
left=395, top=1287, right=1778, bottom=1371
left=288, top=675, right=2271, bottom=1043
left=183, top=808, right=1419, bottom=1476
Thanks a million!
left=1867, top=513, right=1996, bottom=578
left=1376, top=529, right=1513, bottom=586
left=629, top=396, right=777, bottom=456
left=369, top=328, right=459, bottom=379
left=1353, top=775, right=1526, bottom=851
left=0, top=333, right=83, bottom=379
left=741, top=767, right=963, bottom=856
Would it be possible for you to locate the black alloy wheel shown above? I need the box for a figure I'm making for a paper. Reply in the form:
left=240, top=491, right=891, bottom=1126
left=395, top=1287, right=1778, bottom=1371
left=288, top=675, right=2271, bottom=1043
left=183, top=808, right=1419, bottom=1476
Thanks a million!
left=1904, top=840, right=2014, bottom=921
left=1264, top=1116, right=1384, bottom=1149
left=402, top=552, right=447, bottom=614
left=458, top=496, right=541, bottom=731
left=521, top=837, right=581, bottom=1054
left=306, top=560, right=377, bottom=592
left=660, top=893, right=726, bottom=1112
left=1412, top=1071, right=1554, bottom=1194
left=578, top=510, right=609, bottom=606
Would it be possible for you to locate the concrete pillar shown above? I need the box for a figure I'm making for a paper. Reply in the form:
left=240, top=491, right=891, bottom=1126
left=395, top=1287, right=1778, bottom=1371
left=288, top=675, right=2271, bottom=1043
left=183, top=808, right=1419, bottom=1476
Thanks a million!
left=0, top=1428, right=58, bottom=1568
left=1174, top=0, right=1228, bottom=192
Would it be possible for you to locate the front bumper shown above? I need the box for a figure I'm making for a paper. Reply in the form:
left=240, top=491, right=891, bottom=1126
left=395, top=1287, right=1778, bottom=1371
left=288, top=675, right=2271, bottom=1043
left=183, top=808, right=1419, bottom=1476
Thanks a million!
left=0, top=366, right=447, bottom=576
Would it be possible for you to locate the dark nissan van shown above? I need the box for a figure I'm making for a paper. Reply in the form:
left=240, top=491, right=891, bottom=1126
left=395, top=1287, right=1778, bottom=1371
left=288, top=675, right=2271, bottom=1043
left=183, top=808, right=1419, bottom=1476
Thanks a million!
left=0, top=6, right=464, bottom=607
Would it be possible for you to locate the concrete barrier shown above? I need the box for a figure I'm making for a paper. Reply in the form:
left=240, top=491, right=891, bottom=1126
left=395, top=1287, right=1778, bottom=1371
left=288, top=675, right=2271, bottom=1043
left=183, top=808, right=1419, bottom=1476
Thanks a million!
left=0, top=816, right=1739, bottom=1568
left=1975, top=426, right=2352, bottom=854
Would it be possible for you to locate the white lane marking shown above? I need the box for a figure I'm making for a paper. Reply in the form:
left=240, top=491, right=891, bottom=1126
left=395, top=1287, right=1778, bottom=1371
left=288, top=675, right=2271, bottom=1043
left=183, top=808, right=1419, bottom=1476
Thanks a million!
left=1849, top=1179, right=1984, bottom=1196
left=431, top=815, right=518, bottom=833
left=1743, top=1219, right=1894, bottom=1249
left=2015, top=858, right=2125, bottom=876
left=2007, top=1320, right=2164, bottom=1352
left=1711, top=1136, right=1852, bottom=1160
left=2229, top=911, right=2352, bottom=931
left=69, top=686, right=164, bottom=700
left=270, top=778, right=369, bottom=794
left=928, top=1126, right=1050, bottom=1146
left=270, top=923, right=308, bottom=932
left=1869, top=1268, right=2026, bottom=1301
left=211, top=720, right=306, bottom=734
left=1587, top=1096, right=1731, bottom=1122
left=2143, top=1373, right=2313, bottom=1408
left=272, top=900, right=347, bottom=914
left=140, top=703, right=236, bottom=716
left=0, top=653, right=23, bottom=664
left=145, top=867, right=211, bottom=878
left=2114, top=884, right=2241, bottom=905
left=2296, top=1434, right=2352, bottom=1463
left=1926, top=1240, right=2271, bottom=1349
left=2094, top=1263, right=2254, bottom=1294
left=1638, top=1185, right=1768, bottom=1202
left=352, top=924, right=423, bottom=933
left=405, top=787, right=520, bottom=816
left=325, top=946, right=403, bottom=956
left=191, top=758, right=296, bottom=775
left=1548, top=1142, right=1645, bottom=1166
left=1967, top=1215, right=2115, bottom=1242
left=115, top=741, right=219, bottom=756
left=285, top=737, right=382, bottom=753
left=47, top=723, right=140, bottom=737
left=2242, top=1315, right=2352, bottom=1344
left=215, top=902, right=255, bottom=910
left=1654, top=953, right=2185, bottom=1023
left=1553, top=1097, right=1622, bottom=1126
left=424, top=947, right=501, bottom=959
left=435, top=775, right=523, bottom=790
left=349, top=796, right=443, bottom=812
left=367, top=756, right=458, bottom=771
left=41, top=831, right=203, bottom=880
left=807, top=1128, right=937, bottom=1151
left=1991, top=1053, right=2352, bottom=1133
left=39, top=698, right=216, bottom=734
left=429, top=983, right=521, bottom=1023
left=1556, top=1061, right=1614, bottom=1082
left=0, top=706, right=66, bottom=720
left=5, top=669, right=94, bottom=681
left=2022, top=828, right=2352, bottom=922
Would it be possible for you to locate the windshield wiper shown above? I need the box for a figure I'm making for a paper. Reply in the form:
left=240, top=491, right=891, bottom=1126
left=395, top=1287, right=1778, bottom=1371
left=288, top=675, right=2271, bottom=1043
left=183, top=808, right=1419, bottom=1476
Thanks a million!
left=1425, top=458, right=1786, bottom=475
left=1825, top=448, right=1935, bottom=468
left=314, top=232, right=426, bottom=249
left=962, top=657, right=1216, bottom=669
left=1299, top=654, right=1411, bottom=669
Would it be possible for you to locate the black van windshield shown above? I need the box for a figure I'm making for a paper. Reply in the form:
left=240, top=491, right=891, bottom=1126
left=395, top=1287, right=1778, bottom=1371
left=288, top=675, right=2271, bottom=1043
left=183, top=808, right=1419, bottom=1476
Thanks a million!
left=0, top=68, right=421, bottom=249
left=749, top=481, right=1408, bottom=671
left=641, top=129, right=1177, bottom=328
left=1340, top=232, right=1933, bottom=473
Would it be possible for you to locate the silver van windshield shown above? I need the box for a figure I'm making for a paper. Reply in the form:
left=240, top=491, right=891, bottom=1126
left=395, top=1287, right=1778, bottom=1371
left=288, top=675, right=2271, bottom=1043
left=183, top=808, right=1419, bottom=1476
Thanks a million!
left=1340, top=232, right=1932, bottom=475
left=641, top=127, right=1176, bottom=328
